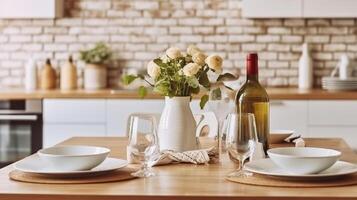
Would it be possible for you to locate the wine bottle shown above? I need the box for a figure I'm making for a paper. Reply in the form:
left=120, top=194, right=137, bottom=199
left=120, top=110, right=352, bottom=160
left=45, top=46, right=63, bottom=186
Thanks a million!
left=235, top=53, right=270, bottom=152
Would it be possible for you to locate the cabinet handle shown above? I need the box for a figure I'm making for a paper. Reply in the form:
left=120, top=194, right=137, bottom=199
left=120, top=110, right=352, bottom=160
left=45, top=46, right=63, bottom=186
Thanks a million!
left=270, top=101, right=284, bottom=106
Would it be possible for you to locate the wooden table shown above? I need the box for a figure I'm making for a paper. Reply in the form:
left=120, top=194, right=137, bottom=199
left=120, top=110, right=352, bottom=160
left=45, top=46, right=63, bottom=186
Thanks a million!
left=0, top=137, right=356, bottom=200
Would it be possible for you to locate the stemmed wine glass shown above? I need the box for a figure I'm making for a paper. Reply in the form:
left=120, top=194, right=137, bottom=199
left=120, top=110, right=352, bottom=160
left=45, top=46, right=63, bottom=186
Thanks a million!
left=127, top=113, right=160, bottom=178
left=226, top=113, right=257, bottom=177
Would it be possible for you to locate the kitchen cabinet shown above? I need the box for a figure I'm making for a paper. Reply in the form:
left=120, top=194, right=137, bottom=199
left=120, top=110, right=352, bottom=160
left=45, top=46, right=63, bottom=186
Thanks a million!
left=270, top=100, right=308, bottom=136
left=242, top=0, right=357, bottom=18
left=0, top=0, right=63, bottom=19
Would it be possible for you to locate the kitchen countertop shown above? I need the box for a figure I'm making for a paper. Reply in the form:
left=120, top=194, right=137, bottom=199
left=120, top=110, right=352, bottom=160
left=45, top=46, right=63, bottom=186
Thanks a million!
left=1, top=87, right=357, bottom=100
left=0, top=136, right=356, bottom=200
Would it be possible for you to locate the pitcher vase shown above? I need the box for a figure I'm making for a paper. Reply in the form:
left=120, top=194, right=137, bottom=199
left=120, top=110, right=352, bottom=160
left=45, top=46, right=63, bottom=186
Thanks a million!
left=158, top=96, right=198, bottom=152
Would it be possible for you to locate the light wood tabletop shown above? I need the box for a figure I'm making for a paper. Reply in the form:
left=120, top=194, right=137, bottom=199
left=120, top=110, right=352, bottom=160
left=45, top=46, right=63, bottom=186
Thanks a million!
left=0, top=136, right=356, bottom=200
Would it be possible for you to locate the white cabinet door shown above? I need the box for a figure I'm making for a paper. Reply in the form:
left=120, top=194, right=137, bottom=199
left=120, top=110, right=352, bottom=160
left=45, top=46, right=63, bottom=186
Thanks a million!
left=106, top=99, right=165, bottom=136
left=308, top=101, right=357, bottom=126
left=270, top=100, right=308, bottom=136
left=308, top=126, right=357, bottom=150
left=43, top=124, right=106, bottom=147
left=44, top=99, right=106, bottom=123
left=304, top=0, right=357, bottom=18
left=242, top=0, right=303, bottom=18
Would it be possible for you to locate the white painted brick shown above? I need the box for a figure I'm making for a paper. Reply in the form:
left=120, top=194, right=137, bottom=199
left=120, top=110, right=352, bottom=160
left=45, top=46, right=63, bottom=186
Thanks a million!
left=130, top=35, right=153, bottom=43
left=217, top=44, right=240, bottom=51
left=10, top=35, right=32, bottom=43
left=0, top=44, right=21, bottom=51
left=0, top=36, right=8, bottom=43
left=109, top=19, right=133, bottom=26
left=32, top=19, right=54, bottom=26
left=22, top=44, right=42, bottom=51
left=193, top=27, right=214, bottom=35
left=260, top=52, right=278, bottom=60
left=56, top=19, right=82, bottom=26
left=307, top=19, right=330, bottom=26
left=157, top=36, right=179, bottom=43
left=204, top=35, right=228, bottom=43
left=134, top=18, right=153, bottom=26
left=268, top=61, right=289, bottom=68
left=284, top=19, right=305, bottom=26
left=347, top=44, right=357, bottom=51
left=331, top=36, right=356, bottom=43
left=242, top=27, right=266, bottom=34
left=124, top=11, right=142, bottom=17
left=241, top=44, right=266, bottom=51
left=78, top=35, right=109, bottom=43
left=33, top=35, right=53, bottom=42
left=44, top=27, right=68, bottom=34
left=305, top=35, right=330, bottom=43
left=111, top=35, right=130, bottom=42
left=172, top=10, right=194, bottom=18
left=147, top=44, right=168, bottom=52
left=331, top=19, right=355, bottom=26
left=144, top=27, right=168, bottom=35
left=255, top=19, right=283, bottom=26
left=107, top=10, right=125, bottom=17
left=154, top=19, right=177, bottom=26
left=134, top=52, right=158, bottom=60
left=44, top=44, right=67, bottom=51
left=21, top=27, right=42, bottom=34
left=134, top=1, right=159, bottom=10
left=318, top=27, right=348, bottom=35
left=83, top=19, right=109, bottom=26
left=196, top=10, right=217, bottom=17
left=203, top=18, right=224, bottom=26
left=180, top=35, right=203, bottom=43
left=10, top=52, right=30, bottom=60
left=0, top=53, right=9, bottom=59
left=267, top=27, right=291, bottom=34
left=281, top=35, right=303, bottom=43
left=276, top=69, right=298, bottom=76
left=1, top=60, right=23, bottom=68
left=292, top=27, right=317, bottom=35
left=81, top=1, right=111, bottom=10
left=179, top=18, right=203, bottom=26
left=183, top=1, right=205, bottom=9
left=3, top=27, right=20, bottom=34
left=170, top=27, right=193, bottom=34
left=229, top=35, right=255, bottom=43
left=196, top=43, right=215, bottom=51
left=68, top=44, right=86, bottom=52
left=312, top=52, right=333, bottom=60
left=55, top=35, right=77, bottom=43
left=323, top=44, right=346, bottom=51
left=278, top=53, right=300, bottom=60
left=268, top=44, right=290, bottom=52
left=256, top=35, right=280, bottom=43
left=226, top=19, right=254, bottom=26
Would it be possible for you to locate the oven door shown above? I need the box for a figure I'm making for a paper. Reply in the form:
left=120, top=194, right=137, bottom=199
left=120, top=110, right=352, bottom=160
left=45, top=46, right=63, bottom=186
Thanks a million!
left=0, top=114, right=42, bottom=167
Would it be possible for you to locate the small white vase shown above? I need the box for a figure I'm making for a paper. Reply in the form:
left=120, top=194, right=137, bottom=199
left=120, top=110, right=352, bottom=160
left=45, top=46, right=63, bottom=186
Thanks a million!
left=84, top=63, right=107, bottom=90
left=158, top=96, right=198, bottom=152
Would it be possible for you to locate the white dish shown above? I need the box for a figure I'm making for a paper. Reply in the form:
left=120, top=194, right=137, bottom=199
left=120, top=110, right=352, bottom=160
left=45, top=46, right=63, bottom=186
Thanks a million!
left=245, top=158, right=357, bottom=179
left=14, top=155, right=128, bottom=177
left=38, top=145, right=110, bottom=171
left=267, top=147, right=341, bottom=174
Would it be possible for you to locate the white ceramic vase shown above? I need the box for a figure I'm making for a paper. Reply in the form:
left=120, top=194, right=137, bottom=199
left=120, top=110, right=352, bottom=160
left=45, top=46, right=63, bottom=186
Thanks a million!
left=84, top=63, right=107, bottom=90
left=158, top=96, right=198, bottom=152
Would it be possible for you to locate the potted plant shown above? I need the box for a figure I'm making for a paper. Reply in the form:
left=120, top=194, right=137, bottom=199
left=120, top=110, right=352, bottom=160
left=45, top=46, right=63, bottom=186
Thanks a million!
left=123, top=45, right=236, bottom=152
left=80, top=42, right=112, bottom=90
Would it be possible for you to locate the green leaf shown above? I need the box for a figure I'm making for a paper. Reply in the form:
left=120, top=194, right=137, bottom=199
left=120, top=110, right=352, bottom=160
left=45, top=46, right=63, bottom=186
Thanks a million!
left=191, top=86, right=200, bottom=94
left=210, top=88, right=222, bottom=100
left=138, top=86, right=147, bottom=98
left=217, top=73, right=237, bottom=82
left=187, top=76, right=199, bottom=88
left=198, top=72, right=210, bottom=89
left=199, top=94, right=209, bottom=109
left=122, top=75, right=138, bottom=85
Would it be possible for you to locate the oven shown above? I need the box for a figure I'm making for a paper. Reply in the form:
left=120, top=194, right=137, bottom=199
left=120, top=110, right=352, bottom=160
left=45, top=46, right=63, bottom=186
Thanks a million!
left=0, top=100, right=42, bottom=167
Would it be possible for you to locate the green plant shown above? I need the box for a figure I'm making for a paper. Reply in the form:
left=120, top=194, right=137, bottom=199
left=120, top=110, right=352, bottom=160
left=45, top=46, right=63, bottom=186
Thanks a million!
left=123, top=45, right=237, bottom=109
left=80, top=42, right=112, bottom=64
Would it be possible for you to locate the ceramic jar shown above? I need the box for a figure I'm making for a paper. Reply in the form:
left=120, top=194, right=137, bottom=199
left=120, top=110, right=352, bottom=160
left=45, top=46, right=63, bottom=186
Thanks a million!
left=84, top=63, right=107, bottom=90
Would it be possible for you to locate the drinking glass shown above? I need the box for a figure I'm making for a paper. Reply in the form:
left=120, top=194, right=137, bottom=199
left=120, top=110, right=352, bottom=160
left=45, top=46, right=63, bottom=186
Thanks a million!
left=226, top=113, right=257, bottom=178
left=127, top=113, right=160, bottom=178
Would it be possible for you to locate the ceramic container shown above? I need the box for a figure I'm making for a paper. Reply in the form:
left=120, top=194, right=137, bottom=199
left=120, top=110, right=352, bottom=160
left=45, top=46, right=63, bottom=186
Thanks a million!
left=268, top=147, right=341, bottom=174
left=298, top=43, right=313, bottom=89
left=38, top=145, right=110, bottom=171
left=84, top=63, right=107, bottom=90
left=24, top=58, right=37, bottom=91
left=60, top=56, right=77, bottom=90
left=40, top=58, right=57, bottom=90
left=158, top=96, right=199, bottom=152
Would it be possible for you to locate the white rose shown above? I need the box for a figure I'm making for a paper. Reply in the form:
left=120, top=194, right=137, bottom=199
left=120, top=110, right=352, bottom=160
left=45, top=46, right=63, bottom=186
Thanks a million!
left=166, top=47, right=182, bottom=59
left=160, top=54, right=170, bottom=63
left=187, top=45, right=202, bottom=56
left=147, top=60, right=160, bottom=78
left=205, top=55, right=223, bottom=74
left=192, top=52, right=207, bottom=66
left=182, top=63, right=201, bottom=77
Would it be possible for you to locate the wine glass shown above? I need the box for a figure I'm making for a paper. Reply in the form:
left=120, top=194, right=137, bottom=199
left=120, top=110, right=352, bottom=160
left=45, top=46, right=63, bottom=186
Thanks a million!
left=127, top=113, right=160, bottom=178
left=226, top=113, right=257, bottom=178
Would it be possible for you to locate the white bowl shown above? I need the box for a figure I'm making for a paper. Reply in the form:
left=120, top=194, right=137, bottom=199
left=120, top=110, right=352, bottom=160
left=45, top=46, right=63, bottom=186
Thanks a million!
left=38, top=145, right=110, bottom=171
left=267, top=147, right=341, bottom=175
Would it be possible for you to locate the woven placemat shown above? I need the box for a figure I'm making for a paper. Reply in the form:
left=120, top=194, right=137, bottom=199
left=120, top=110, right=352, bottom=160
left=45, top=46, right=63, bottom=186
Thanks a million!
left=226, top=173, right=357, bottom=187
left=9, top=167, right=137, bottom=184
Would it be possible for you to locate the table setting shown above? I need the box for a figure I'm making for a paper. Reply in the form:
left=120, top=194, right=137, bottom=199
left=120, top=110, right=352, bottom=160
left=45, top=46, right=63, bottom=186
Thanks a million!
left=4, top=47, right=357, bottom=199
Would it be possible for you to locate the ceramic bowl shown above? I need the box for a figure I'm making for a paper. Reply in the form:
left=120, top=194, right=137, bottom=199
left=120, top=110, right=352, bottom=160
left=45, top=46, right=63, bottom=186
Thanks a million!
left=270, top=129, right=294, bottom=144
left=38, top=145, right=110, bottom=171
left=267, top=147, right=341, bottom=175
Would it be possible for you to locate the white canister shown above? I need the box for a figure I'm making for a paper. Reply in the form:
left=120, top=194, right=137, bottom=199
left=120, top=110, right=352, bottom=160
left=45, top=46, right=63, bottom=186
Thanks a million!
left=298, top=43, right=313, bottom=89
left=339, top=54, right=352, bottom=80
left=24, top=58, right=38, bottom=91
left=84, top=64, right=107, bottom=90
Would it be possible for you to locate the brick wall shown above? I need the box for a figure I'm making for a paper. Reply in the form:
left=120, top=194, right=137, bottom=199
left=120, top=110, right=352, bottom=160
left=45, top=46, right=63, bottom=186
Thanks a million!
left=0, top=0, right=356, bottom=88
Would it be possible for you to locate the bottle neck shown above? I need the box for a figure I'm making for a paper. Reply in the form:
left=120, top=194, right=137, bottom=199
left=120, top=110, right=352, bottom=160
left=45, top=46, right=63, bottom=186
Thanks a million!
left=246, top=55, right=259, bottom=82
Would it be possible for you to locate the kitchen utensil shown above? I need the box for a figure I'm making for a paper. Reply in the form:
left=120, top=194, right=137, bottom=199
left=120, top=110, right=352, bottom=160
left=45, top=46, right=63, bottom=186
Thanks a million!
left=14, top=156, right=127, bottom=176
left=226, top=113, right=257, bottom=177
left=38, top=145, right=110, bottom=171
left=127, top=113, right=160, bottom=177
left=267, top=147, right=341, bottom=174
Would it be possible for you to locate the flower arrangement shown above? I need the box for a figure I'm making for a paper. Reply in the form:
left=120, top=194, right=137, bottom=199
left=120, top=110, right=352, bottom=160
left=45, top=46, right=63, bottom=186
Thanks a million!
left=123, top=45, right=237, bottom=108
left=80, top=42, right=112, bottom=64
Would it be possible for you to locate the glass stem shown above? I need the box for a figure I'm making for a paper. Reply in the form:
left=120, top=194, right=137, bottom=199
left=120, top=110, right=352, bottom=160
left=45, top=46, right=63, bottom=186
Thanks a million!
left=142, top=160, right=150, bottom=171
left=238, top=159, right=244, bottom=172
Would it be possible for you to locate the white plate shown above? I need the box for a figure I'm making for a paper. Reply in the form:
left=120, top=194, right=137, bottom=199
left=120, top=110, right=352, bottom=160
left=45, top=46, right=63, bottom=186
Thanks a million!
left=245, top=158, right=357, bottom=179
left=14, top=155, right=128, bottom=176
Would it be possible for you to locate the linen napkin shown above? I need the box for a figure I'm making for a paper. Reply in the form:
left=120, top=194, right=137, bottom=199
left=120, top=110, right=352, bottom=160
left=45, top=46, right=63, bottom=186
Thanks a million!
left=127, top=147, right=218, bottom=166
left=284, top=133, right=305, bottom=147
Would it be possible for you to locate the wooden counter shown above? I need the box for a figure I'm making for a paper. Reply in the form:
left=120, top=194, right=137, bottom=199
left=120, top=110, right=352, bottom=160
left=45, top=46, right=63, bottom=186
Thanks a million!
left=1, top=87, right=357, bottom=100
left=0, top=136, right=356, bottom=200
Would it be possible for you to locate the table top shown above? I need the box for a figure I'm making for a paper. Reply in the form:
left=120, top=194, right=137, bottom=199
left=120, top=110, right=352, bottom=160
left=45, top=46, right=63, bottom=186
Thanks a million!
left=0, top=137, right=356, bottom=200
left=1, top=87, right=357, bottom=100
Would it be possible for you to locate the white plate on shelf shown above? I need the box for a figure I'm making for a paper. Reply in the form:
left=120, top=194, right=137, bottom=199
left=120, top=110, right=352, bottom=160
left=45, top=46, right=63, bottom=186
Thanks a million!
left=245, top=158, right=357, bottom=180
left=14, top=155, right=128, bottom=177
